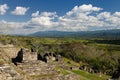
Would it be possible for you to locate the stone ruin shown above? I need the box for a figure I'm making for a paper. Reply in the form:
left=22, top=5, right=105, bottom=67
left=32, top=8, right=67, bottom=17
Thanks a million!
left=12, top=48, right=24, bottom=65
left=23, top=48, right=37, bottom=61
left=38, top=51, right=62, bottom=63
left=12, top=47, right=62, bottom=65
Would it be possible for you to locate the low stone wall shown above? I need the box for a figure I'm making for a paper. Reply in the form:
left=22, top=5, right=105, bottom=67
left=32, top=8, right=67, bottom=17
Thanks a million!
left=23, top=52, right=37, bottom=61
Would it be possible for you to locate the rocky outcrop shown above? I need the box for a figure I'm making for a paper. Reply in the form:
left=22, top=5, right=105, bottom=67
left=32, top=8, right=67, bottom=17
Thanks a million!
left=0, top=64, right=26, bottom=80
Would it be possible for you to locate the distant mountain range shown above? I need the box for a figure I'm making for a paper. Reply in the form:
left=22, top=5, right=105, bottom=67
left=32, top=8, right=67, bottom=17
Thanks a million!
left=29, top=29, right=120, bottom=39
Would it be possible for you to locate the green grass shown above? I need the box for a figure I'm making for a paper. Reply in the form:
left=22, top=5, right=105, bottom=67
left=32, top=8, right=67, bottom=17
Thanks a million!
left=72, top=70, right=110, bottom=80
left=55, top=67, right=70, bottom=75
left=64, top=58, right=80, bottom=67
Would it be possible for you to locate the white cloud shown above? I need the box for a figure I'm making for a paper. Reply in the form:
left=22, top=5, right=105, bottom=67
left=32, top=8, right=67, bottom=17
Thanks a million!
left=29, top=4, right=103, bottom=32
left=66, top=4, right=102, bottom=16
left=97, top=12, right=120, bottom=27
left=11, top=6, right=29, bottom=15
left=40, top=12, right=57, bottom=17
left=113, top=12, right=120, bottom=17
left=0, top=20, right=29, bottom=34
left=97, top=12, right=111, bottom=19
left=31, top=17, right=53, bottom=26
left=0, top=4, right=120, bottom=35
left=56, top=4, right=103, bottom=31
left=0, top=12, right=58, bottom=35
left=31, top=12, right=57, bottom=27
left=32, top=11, right=39, bottom=17
left=75, top=4, right=102, bottom=12
left=0, top=4, right=9, bottom=15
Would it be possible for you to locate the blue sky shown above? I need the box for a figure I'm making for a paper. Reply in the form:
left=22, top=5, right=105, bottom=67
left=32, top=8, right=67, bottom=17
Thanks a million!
left=0, top=0, right=120, bottom=34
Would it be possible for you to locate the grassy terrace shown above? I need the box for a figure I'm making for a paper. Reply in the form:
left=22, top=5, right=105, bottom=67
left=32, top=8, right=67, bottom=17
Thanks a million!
left=72, top=70, right=110, bottom=80
left=55, top=67, right=70, bottom=75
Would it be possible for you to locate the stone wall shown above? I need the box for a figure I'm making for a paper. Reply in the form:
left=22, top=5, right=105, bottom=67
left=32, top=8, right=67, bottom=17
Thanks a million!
left=23, top=49, right=37, bottom=61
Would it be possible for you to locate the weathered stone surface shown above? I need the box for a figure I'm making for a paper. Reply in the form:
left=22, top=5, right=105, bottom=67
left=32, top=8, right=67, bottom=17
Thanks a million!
left=0, top=64, right=24, bottom=80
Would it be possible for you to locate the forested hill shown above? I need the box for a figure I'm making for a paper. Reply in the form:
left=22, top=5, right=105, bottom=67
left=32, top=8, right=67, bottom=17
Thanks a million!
left=29, top=29, right=120, bottom=39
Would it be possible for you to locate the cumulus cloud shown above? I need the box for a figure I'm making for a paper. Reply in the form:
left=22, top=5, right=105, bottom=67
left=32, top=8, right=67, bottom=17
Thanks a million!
left=11, top=6, right=29, bottom=15
left=32, top=11, right=39, bottom=17
left=66, top=4, right=102, bottom=16
left=0, top=20, right=30, bottom=34
left=78, top=4, right=102, bottom=12
left=31, top=12, right=57, bottom=27
left=0, top=4, right=120, bottom=35
left=0, top=4, right=9, bottom=15
left=56, top=4, right=103, bottom=31
left=29, top=4, right=120, bottom=32
left=113, top=12, right=120, bottom=17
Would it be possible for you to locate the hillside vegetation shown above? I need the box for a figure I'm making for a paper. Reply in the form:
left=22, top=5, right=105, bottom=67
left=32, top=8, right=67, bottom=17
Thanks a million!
left=0, top=35, right=119, bottom=80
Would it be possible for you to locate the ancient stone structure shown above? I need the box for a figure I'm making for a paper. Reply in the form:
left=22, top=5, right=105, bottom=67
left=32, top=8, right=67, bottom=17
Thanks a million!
left=79, top=65, right=94, bottom=73
left=23, top=48, right=37, bottom=61
left=12, top=48, right=62, bottom=65
left=1, top=44, right=80, bottom=80
left=38, top=52, right=61, bottom=63
left=12, top=48, right=24, bottom=65
left=12, top=48, right=38, bottom=65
